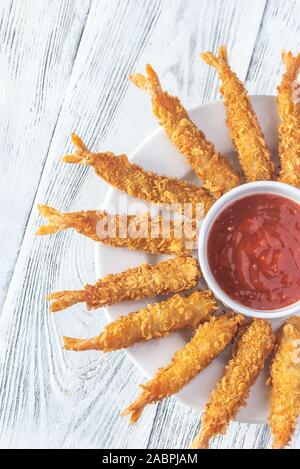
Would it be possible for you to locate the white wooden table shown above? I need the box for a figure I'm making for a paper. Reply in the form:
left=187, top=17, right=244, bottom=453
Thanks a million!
left=0, top=0, right=299, bottom=449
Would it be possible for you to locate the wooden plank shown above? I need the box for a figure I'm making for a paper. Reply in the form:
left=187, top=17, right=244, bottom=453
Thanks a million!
left=246, top=0, right=300, bottom=94
left=0, top=0, right=165, bottom=449
left=0, top=0, right=91, bottom=310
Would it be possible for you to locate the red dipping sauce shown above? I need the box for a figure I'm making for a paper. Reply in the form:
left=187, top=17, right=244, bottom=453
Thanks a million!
left=207, top=193, right=300, bottom=310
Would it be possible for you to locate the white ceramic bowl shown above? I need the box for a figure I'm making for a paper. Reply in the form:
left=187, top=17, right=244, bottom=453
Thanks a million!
left=198, top=180, right=300, bottom=319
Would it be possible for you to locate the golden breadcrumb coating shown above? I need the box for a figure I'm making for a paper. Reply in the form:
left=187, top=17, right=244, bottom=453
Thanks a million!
left=62, top=134, right=214, bottom=217
left=36, top=205, right=194, bottom=256
left=269, top=316, right=300, bottom=449
left=63, top=290, right=217, bottom=352
left=277, top=51, right=300, bottom=187
left=192, top=318, right=275, bottom=449
left=129, top=65, right=242, bottom=198
left=48, top=256, right=201, bottom=312
left=201, top=46, right=275, bottom=182
left=122, top=313, right=245, bottom=423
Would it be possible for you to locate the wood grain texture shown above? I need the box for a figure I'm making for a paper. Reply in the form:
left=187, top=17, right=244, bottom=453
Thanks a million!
left=0, top=0, right=165, bottom=449
left=0, top=0, right=299, bottom=449
left=0, top=0, right=91, bottom=310
left=146, top=399, right=272, bottom=449
left=246, top=0, right=300, bottom=95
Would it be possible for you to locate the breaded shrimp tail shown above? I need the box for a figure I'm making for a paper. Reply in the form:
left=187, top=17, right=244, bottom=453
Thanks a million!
left=62, top=134, right=214, bottom=217
left=36, top=204, right=107, bottom=241
left=63, top=290, right=217, bottom=352
left=201, top=46, right=275, bottom=182
left=36, top=205, right=194, bottom=256
left=192, top=318, right=275, bottom=449
left=48, top=256, right=201, bottom=312
left=129, top=65, right=242, bottom=197
left=122, top=313, right=245, bottom=423
left=278, top=51, right=300, bottom=187
left=47, top=289, right=88, bottom=312
left=269, top=316, right=300, bottom=449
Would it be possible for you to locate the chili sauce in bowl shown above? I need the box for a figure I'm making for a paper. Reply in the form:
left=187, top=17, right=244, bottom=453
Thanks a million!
left=198, top=181, right=300, bottom=318
left=207, top=193, right=300, bottom=310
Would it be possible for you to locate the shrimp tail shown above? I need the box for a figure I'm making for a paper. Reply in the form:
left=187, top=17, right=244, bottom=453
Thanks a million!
left=47, top=289, right=88, bottom=312
left=201, top=45, right=228, bottom=69
left=281, top=50, right=293, bottom=67
left=191, top=433, right=210, bottom=449
left=62, top=133, right=92, bottom=164
left=36, top=205, right=65, bottom=235
left=129, top=64, right=162, bottom=97
left=36, top=204, right=94, bottom=237
left=121, top=390, right=153, bottom=423
left=128, top=73, right=149, bottom=92
left=63, top=336, right=99, bottom=351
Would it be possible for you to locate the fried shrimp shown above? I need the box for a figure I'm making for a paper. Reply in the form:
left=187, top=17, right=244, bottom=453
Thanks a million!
left=36, top=205, right=195, bottom=255
left=277, top=51, right=300, bottom=187
left=201, top=46, right=275, bottom=182
left=192, top=318, right=275, bottom=449
left=269, top=316, right=300, bottom=449
left=63, top=290, right=217, bottom=352
left=47, top=256, right=201, bottom=312
left=129, top=65, right=242, bottom=197
left=62, top=134, right=214, bottom=217
left=122, top=313, right=245, bottom=423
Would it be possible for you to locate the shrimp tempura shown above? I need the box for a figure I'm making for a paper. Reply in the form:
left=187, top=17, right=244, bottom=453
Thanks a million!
left=278, top=51, right=300, bottom=187
left=201, top=46, right=275, bottom=182
left=192, top=318, right=275, bottom=449
left=129, top=65, right=242, bottom=197
left=122, top=313, right=245, bottom=423
left=48, top=256, right=201, bottom=312
left=36, top=205, right=194, bottom=256
left=269, top=316, right=300, bottom=449
left=63, top=290, right=217, bottom=352
left=62, top=134, right=214, bottom=217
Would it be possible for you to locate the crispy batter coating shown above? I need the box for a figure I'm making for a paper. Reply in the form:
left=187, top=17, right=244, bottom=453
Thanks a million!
left=62, top=134, right=214, bottom=217
left=122, top=313, right=245, bottom=423
left=129, top=65, right=242, bottom=197
left=269, top=316, right=300, bottom=449
left=36, top=205, right=195, bottom=255
left=201, top=46, right=275, bottom=182
left=277, top=51, right=300, bottom=187
left=192, top=318, right=275, bottom=449
left=63, top=290, right=217, bottom=352
left=48, top=256, right=201, bottom=312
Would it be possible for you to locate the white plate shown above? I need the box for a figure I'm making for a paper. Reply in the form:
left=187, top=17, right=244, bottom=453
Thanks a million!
left=96, top=96, right=285, bottom=424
